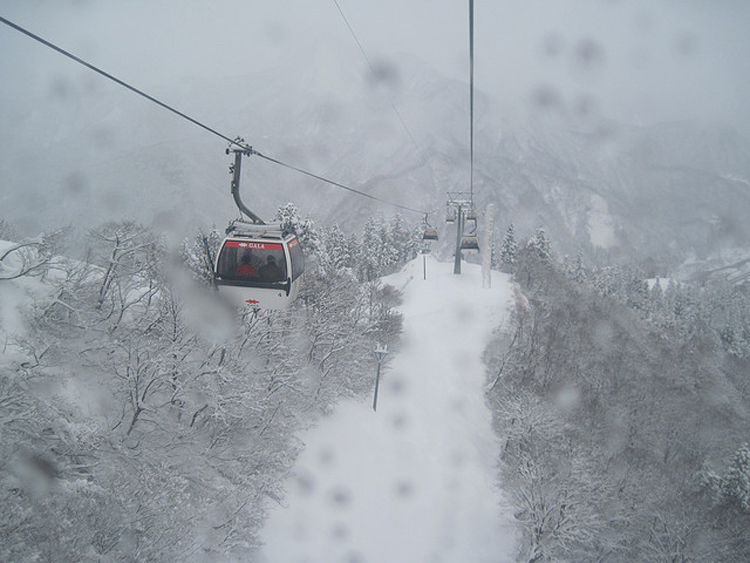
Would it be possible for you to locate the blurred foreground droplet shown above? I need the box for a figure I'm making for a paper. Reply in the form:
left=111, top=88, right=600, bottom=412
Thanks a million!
left=328, top=486, right=353, bottom=509
left=331, top=522, right=350, bottom=541
left=530, top=85, right=561, bottom=111
left=294, top=469, right=316, bottom=496
left=573, top=39, right=605, bottom=76
left=393, top=479, right=414, bottom=499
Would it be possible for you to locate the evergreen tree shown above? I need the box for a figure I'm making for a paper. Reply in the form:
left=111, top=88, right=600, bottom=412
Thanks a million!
left=354, top=214, right=418, bottom=282
left=377, top=219, right=399, bottom=272
left=274, top=202, right=320, bottom=251
left=499, top=223, right=518, bottom=272
left=647, top=278, right=665, bottom=322
left=322, top=224, right=357, bottom=270
left=624, top=268, right=649, bottom=312
left=562, top=251, right=588, bottom=284
left=357, top=216, right=382, bottom=282
left=528, top=227, right=551, bottom=261
left=722, top=443, right=750, bottom=513
left=387, top=214, right=418, bottom=265
left=572, top=250, right=587, bottom=284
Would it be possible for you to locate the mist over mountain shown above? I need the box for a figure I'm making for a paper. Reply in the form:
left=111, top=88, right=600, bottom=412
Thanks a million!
left=3, top=52, right=750, bottom=277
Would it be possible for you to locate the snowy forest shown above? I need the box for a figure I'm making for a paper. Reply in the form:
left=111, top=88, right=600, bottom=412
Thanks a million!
left=0, top=208, right=418, bottom=561
left=487, top=225, right=750, bottom=561
left=3, top=206, right=750, bottom=560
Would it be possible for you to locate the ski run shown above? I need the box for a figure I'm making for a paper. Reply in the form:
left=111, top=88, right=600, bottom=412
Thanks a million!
left=261, top=255, right=517, bottom=562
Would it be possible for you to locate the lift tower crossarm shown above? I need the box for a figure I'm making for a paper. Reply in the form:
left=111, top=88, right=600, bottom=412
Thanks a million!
left=446, top=192, right=474, bottom=275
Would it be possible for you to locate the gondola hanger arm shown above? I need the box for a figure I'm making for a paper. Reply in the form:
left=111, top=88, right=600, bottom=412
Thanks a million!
left=227, top=138, right=265, bottom=225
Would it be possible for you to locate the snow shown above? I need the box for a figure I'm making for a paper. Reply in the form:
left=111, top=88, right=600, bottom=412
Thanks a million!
left=260, top=255, right=518, bottom=563
left=721, top=173, right=750, bottom=187
left=0, top=241, right=113, bottom=421
left=646, top=278, right=676, bottom=291
left=586, top=194, right=617, bottom=249
left=0, top=240, right=47, bottom=362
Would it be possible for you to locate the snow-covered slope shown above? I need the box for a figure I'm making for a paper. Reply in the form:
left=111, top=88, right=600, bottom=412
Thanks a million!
left=260, top=256, right=517, bottom=563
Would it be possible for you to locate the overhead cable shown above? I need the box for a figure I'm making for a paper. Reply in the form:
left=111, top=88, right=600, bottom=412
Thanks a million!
left=0, top=15, right=426, bottom=215
left=254, top=151, right=425, bottom=214
left=0, top=15, right=245, bottom=150
left=469, top=0, right=475, bottom=203
left=331, top=0, right=422, bottom=155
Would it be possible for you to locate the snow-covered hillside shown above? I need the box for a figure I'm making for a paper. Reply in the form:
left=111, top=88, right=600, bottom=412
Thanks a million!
left=261, top=256, right=517, bottom=562
left=3, top=223, right=525, bottom=561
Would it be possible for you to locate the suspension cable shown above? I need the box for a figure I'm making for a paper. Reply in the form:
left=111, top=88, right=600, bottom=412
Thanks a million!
left=469, top=0, right=475, bottom=204
left=254, top=151, right=425, bottom=214
left=0, top=15, right=245, bottom=151
left=0, top=14, right=427, bottom=215
left=331, top=0, right=422, bottom=156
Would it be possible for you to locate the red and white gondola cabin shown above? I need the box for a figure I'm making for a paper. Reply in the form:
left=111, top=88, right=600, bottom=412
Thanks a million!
left=214, top=224, right=304, bottom=310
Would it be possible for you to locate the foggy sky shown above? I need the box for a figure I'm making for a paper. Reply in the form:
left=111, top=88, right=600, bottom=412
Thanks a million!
left=3, top=0, right=750, bottom=132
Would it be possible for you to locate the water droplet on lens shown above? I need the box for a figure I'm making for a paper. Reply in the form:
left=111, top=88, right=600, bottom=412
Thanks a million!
left=394, top=480, right=414, bottom=498
left=295, top=469, right=316, bottom=496
left=531, top=85, right=560, bottom=110
left=329, top=486, right=352, bottom=508
left=573, top=39, right=605, bottom=75
left=331, top=522, right=349, bottom=541
left=318, top=447, right=335, bottom=467
left=542, top=34, right=564, bottom=58
left=389, top=376, right=406, bottom=395
left=391, top=412, right=408, bottom=430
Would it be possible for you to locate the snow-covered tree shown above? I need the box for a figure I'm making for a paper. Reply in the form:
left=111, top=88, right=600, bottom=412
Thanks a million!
left=356, top=216, right=382, bottom=281
left=528, top=227, right=551, bottom=262
left=386, top=213, right=419, bottom=265
left=322, top=223, right=358, bottom=270
left=487, top=252, right=750, bottom=562
left=722, top=444, right=750, bottom=513
left=2, top=216, right=408, bottom=561
left=571, top=250, right=587, bottom=284
left=354, top=214, right=418, bottom=282
left=0, top=229, right=66, bottom=282
left=0, top=217, right=19, bottom=241
left=181, top=227, right=223, bottom=286
left=624, top=269, right=649, bottom=312
left=88, top=221, right=162, bottom=313
left=274, top=202, right=320, bottom=251
left=647, top=278, right=664, bottom=320
left=499, top=223, right=518, bottom=272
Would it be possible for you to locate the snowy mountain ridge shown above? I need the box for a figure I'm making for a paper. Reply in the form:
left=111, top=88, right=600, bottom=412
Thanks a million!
left=3, top=53, right=750, bottom=278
